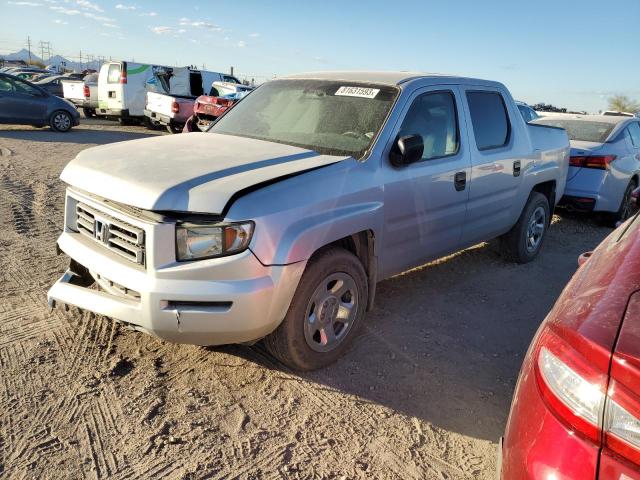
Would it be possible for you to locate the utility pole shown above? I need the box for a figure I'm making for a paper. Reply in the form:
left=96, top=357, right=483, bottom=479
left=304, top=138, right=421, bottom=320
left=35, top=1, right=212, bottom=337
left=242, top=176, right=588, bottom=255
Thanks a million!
left=26, top=36, right=32, bottom=62
left=230, top=66, right=234, bottom=76
left=79, top=50, right=82, bottom=71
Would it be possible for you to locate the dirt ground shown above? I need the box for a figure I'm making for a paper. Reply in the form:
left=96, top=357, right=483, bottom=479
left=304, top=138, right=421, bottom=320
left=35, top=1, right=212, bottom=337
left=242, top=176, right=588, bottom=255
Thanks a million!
left=0, top=120, right=611, bottom=479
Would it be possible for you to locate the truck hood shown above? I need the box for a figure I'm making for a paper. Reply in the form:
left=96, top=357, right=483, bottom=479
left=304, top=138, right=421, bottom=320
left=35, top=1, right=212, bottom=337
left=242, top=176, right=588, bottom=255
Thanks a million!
left=61, top=133, right=347, bottom=214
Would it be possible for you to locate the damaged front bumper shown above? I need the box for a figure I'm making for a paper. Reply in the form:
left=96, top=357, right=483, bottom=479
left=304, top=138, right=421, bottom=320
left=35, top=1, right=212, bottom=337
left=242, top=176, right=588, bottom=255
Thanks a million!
left=48, top=233, right=306, bottom=345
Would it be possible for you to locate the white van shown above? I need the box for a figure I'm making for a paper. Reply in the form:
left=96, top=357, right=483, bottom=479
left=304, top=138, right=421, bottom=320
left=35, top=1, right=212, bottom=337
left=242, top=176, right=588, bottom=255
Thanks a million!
left=97, top=61, right=170, bottom=124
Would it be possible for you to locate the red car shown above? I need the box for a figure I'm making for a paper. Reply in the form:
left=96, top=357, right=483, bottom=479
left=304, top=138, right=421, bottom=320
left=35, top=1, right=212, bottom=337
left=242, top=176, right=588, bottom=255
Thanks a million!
left=183, top=93, right=246, bottom=132
left=500, top=212, right=640, bottom=479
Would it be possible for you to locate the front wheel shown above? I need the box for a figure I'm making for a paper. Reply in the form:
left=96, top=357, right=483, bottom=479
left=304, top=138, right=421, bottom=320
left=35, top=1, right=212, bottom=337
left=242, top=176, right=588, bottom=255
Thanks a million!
left=500, top=192, right=550, bottom=263
left=263, top=247, right=368, bottom=370
left=49, top=110, right=73, bottom=132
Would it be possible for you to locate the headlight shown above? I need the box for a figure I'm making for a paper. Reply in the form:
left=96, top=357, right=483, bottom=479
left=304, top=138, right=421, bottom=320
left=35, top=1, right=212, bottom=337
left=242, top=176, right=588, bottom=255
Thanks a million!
left=176, top=221, right=254, bottom=261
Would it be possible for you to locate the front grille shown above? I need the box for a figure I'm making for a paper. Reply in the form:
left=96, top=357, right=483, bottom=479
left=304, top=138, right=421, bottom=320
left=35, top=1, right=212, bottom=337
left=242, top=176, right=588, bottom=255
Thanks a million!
left=76, top=202, right=145, bottom=266
left=94, top=273, right=141, bottom=301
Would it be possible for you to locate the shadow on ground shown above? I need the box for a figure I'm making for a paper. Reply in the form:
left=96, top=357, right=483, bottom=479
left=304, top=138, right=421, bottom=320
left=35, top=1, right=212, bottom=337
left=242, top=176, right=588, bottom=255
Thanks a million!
left=0, top=125, right=159, bottom=144
left=216, top=213, right=610, bottom=442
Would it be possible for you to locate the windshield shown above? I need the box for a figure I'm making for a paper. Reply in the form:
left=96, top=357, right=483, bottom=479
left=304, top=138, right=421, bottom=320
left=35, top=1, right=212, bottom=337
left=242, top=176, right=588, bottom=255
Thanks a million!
left=534, top=118, right=616, bottom=143
left=209, top=79, right=398, bottom=158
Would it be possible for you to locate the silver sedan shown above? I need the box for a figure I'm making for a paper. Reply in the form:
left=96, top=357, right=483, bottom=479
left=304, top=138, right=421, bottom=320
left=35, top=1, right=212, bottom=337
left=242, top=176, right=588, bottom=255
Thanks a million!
left=535, top=115, right=640, bottom=225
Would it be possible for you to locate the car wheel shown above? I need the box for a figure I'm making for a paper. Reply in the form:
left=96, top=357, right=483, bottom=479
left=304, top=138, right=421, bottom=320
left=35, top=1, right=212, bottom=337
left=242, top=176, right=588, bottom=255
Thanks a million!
left=500, top=192, right=550, bottom=263
left=49, top=110, right=73, bottom=132
left=263, top=247, right=368, bottom=371
left=82, top=107, right=96, bottom=118
left=166, top=123, right=182, bottom=134
left=609, top=179, right=638, bottom=227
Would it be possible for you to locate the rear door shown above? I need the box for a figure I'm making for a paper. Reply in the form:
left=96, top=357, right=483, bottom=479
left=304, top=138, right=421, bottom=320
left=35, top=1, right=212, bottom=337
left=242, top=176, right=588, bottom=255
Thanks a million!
left=459, top=87, right=525, bottom=244
left=627, top=121, right=640, bottom=164
left=381, top=86, right=471, bottom=276
left=98, top=62, right=124, bottom=112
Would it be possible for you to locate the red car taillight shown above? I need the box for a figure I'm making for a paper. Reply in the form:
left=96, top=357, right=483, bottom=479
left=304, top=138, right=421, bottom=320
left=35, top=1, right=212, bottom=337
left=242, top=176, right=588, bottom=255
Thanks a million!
left=119, top=69, right=127, bottom=84
left=172, top=101, right=180, bottom=113
left=83, top=85, right=90, bottom=98
left=535, top=328, right=640, bottom=465
left=605, top=380, right=640, bottom=465
left=535, top=331, right=607, bottom=442
left=569, top=155, right=616, bottom=169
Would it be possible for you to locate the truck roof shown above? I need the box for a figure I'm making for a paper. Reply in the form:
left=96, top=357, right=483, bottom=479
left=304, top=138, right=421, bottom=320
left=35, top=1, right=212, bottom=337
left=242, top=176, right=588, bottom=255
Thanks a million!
left=281, top=70, right=502, bottom=87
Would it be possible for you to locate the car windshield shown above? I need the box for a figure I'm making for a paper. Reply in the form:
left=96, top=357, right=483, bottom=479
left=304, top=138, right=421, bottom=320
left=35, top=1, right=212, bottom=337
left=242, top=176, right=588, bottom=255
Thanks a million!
left=209, top=79, right=399, bottom=158
left=534, top=118, right=616, bottom=143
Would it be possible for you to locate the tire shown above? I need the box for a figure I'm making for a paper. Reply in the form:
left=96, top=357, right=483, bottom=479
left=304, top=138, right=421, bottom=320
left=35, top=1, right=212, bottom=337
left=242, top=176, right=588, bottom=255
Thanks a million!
left=263, top=247, right=368, bottom=371
left=608, top=179, right=638, bottom=227
left=166, top=123, right=182, bottom=134
left=82, top=107, right=96, bottom=118
left=49, top=110, right=73, bottom=132
left=500, top=192, right=550, bottom=263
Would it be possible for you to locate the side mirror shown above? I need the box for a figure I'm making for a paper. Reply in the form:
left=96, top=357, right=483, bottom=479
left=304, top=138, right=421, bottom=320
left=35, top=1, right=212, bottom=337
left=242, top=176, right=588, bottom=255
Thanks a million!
left=389, top=134, right=423, bottom=167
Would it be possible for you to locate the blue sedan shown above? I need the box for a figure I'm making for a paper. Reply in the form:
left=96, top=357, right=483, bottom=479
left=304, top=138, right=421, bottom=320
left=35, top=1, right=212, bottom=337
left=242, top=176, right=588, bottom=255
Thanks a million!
left=535, top=115, right=640, bottom=225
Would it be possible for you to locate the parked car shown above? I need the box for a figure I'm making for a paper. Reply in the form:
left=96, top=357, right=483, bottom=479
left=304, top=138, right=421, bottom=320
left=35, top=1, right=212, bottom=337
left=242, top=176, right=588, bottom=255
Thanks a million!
left=0, top=72, right=79, bottom=131
left=603, top=110, right=636, bottom=117
left=62, top=73, right=99, bottom=117
left=183, top=88, right=253, bottom=132
left=516, top=101, right=539, bottom=122
left=9, top=68, right=50, bottom=80
left=33, top=75, right=66, bottom=97
left=500, top=211, right=640, bottom=479
left=534, top=115, right=640, bottom=225
left=47, top=72, right=568, bottom=369
left=144, top=71, right=246, bottom=133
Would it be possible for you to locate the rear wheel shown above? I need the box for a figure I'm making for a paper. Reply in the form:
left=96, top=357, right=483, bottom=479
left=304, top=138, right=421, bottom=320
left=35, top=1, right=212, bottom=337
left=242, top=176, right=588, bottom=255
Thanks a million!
left=500, top=192, right=550, bottom=263
left=166, top=123, right=183, bottom=134
left=82, top=107, right=96, bottom=118
left=49, top=110, right=73, bottom=132
left=263, top=247, right=368, bottom=370
left=608, top=179, right=638, bottom=227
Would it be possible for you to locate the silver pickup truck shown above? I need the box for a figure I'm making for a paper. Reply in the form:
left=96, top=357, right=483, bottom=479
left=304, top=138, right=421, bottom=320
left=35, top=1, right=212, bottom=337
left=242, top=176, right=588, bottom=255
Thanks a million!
left=48, top=71, right=569, bottom=370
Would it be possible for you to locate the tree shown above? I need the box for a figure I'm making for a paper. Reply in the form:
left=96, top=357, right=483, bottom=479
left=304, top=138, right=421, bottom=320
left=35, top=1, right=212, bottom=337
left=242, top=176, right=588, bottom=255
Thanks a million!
left=608, top=94, right=640, bottom=113
left=27, top=59, right=46, bottom=69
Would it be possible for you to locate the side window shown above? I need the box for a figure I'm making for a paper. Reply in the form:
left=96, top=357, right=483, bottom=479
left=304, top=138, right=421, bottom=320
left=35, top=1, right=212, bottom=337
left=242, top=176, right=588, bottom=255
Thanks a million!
left=0, top=76, right=15, bottom=92
left=223, top=75, right=240, bottom=84
left=398, top=91, right=460, bottom=160
left=107, top=64, right=121, bottom=84
left=13, top=79, right=40, bottom=95
left=466, top=91, right=511, bottom=150
left=628, top=122, right=640, bottom=148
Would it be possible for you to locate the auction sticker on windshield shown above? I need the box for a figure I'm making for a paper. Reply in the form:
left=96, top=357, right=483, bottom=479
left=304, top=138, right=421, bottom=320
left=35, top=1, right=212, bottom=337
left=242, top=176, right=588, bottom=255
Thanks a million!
left=335, top=86, right=380, bottom=99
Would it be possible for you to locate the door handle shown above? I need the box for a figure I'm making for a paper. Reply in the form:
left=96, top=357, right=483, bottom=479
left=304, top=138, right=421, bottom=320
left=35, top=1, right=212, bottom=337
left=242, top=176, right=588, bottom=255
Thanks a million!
left=513, top=160, right=521, bottom=177
left=454, top=171, right=466, bottom=191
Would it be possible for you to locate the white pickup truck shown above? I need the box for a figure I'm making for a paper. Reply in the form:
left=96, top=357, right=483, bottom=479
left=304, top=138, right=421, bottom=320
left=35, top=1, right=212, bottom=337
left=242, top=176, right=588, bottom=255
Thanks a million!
left=62, top=73, right=99, bottom=117
left=144, top=72, right=245, bottom=133
left=48, top=71, right=569, bottom=370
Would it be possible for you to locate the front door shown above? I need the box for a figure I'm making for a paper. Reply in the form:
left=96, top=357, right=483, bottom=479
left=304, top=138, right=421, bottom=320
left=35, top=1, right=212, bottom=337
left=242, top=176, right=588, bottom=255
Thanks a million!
left=0, top=76, right=48, bottom=124
left=381, top=87, right=471, bottom=277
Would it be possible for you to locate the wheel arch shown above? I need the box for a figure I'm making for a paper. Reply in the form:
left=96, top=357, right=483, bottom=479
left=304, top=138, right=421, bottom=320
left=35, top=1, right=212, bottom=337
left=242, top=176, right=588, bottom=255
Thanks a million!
left=531, top=180, right=557, bottom=217
left=309, top=230, right=377, bottom=311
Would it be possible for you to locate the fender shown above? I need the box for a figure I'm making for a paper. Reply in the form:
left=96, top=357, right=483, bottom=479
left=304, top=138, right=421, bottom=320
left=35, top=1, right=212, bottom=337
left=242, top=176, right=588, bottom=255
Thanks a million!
left=253, top=201, right=383, bottom=266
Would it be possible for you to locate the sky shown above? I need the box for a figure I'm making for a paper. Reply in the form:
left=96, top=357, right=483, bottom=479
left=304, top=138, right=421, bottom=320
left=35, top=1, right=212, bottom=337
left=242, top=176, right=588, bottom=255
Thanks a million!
left=0, top=0, right=638, bottom=112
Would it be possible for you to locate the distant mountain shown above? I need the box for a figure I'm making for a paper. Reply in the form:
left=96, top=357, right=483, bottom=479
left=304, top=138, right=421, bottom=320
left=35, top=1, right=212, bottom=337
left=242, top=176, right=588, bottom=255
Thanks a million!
left=0, top=49, right=101, bottom=72
left=3, top=48, right=43, bottom=63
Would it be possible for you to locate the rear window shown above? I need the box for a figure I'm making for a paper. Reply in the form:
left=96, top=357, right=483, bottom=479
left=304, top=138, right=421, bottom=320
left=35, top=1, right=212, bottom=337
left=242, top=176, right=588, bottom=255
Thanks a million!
left=466, top=91, right=511, bottom=150
left=107, top=64, right=121, bottom=84
left=534, top=118, right=615, bottom=143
